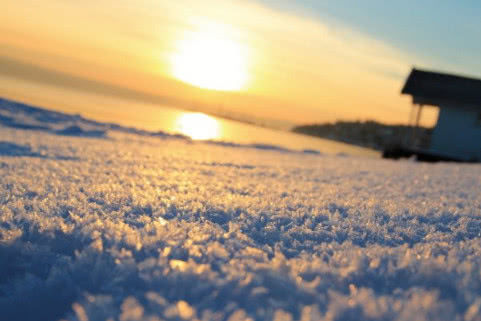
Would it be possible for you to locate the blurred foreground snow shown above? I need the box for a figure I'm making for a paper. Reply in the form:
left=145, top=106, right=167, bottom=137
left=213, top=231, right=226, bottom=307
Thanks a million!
left=1, top=98, right=481, bottom=321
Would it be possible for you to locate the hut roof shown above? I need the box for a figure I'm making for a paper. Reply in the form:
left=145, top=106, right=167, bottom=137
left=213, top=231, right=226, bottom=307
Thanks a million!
left=402, top=68, right=481, bottom=106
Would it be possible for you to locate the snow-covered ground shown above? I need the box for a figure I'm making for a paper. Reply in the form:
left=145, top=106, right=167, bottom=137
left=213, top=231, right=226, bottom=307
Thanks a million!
left=1, top=98, right=481, bottom=321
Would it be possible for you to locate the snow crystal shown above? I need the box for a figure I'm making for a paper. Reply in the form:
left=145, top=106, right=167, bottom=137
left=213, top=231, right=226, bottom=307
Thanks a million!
left=1, top=98, right=481, bottom=320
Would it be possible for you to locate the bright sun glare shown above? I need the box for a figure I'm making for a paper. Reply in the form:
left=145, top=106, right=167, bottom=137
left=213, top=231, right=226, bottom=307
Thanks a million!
left=176, top=113, right=220, bottom=140
left=171, top=27, right=249, bottom=91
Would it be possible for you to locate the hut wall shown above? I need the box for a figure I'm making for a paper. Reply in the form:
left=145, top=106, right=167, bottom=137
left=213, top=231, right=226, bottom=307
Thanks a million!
left=430, top=105, right=481, bottom=161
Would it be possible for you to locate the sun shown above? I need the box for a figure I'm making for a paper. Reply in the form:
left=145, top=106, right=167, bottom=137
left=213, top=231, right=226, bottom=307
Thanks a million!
left=171, top=28, right=249, bottom=91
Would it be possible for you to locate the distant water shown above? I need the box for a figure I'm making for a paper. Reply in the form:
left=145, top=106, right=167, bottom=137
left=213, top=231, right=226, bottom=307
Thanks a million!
left=0, top=75, right=379, bottom=157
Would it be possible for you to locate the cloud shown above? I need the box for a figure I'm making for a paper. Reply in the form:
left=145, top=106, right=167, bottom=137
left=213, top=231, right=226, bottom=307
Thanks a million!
left=1, top=0, right=431, bottom=124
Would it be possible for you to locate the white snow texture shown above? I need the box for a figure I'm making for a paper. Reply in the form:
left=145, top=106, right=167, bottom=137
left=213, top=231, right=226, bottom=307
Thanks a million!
left=1, top=98, right=481, bottom=321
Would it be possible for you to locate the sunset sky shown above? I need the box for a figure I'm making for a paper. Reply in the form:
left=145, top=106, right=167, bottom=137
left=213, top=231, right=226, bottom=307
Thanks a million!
left=1, top=0, right=481, bottom=126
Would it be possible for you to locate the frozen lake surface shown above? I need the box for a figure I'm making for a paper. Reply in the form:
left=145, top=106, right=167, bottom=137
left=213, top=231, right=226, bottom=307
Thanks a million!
left=0, top=98, right=481, bottom=321
left=0, top=79, right=378, bottom=157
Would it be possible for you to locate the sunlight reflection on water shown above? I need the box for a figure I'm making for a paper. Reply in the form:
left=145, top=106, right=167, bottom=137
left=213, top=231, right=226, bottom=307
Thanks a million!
left=175, top=112, right=220, bottom=140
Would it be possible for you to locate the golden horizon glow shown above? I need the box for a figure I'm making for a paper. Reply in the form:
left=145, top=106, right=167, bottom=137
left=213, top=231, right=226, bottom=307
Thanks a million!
left=170, top=26, right=249, bottom=91
left=175, top=112, right=220, bottom=140
left=1, top=0, right=439, bottom=125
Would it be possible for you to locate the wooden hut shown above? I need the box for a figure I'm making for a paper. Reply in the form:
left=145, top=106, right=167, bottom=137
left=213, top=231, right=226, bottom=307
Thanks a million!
left=384, top=68, right=481, bottom=162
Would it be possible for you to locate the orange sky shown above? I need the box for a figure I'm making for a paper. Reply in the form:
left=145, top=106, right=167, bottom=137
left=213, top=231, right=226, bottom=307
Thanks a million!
left=0, top=0, right=439, bottom=126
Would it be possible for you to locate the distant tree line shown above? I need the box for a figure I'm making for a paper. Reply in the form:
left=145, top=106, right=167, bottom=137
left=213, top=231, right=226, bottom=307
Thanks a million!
left=292, top=120, right=433, bottom=150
